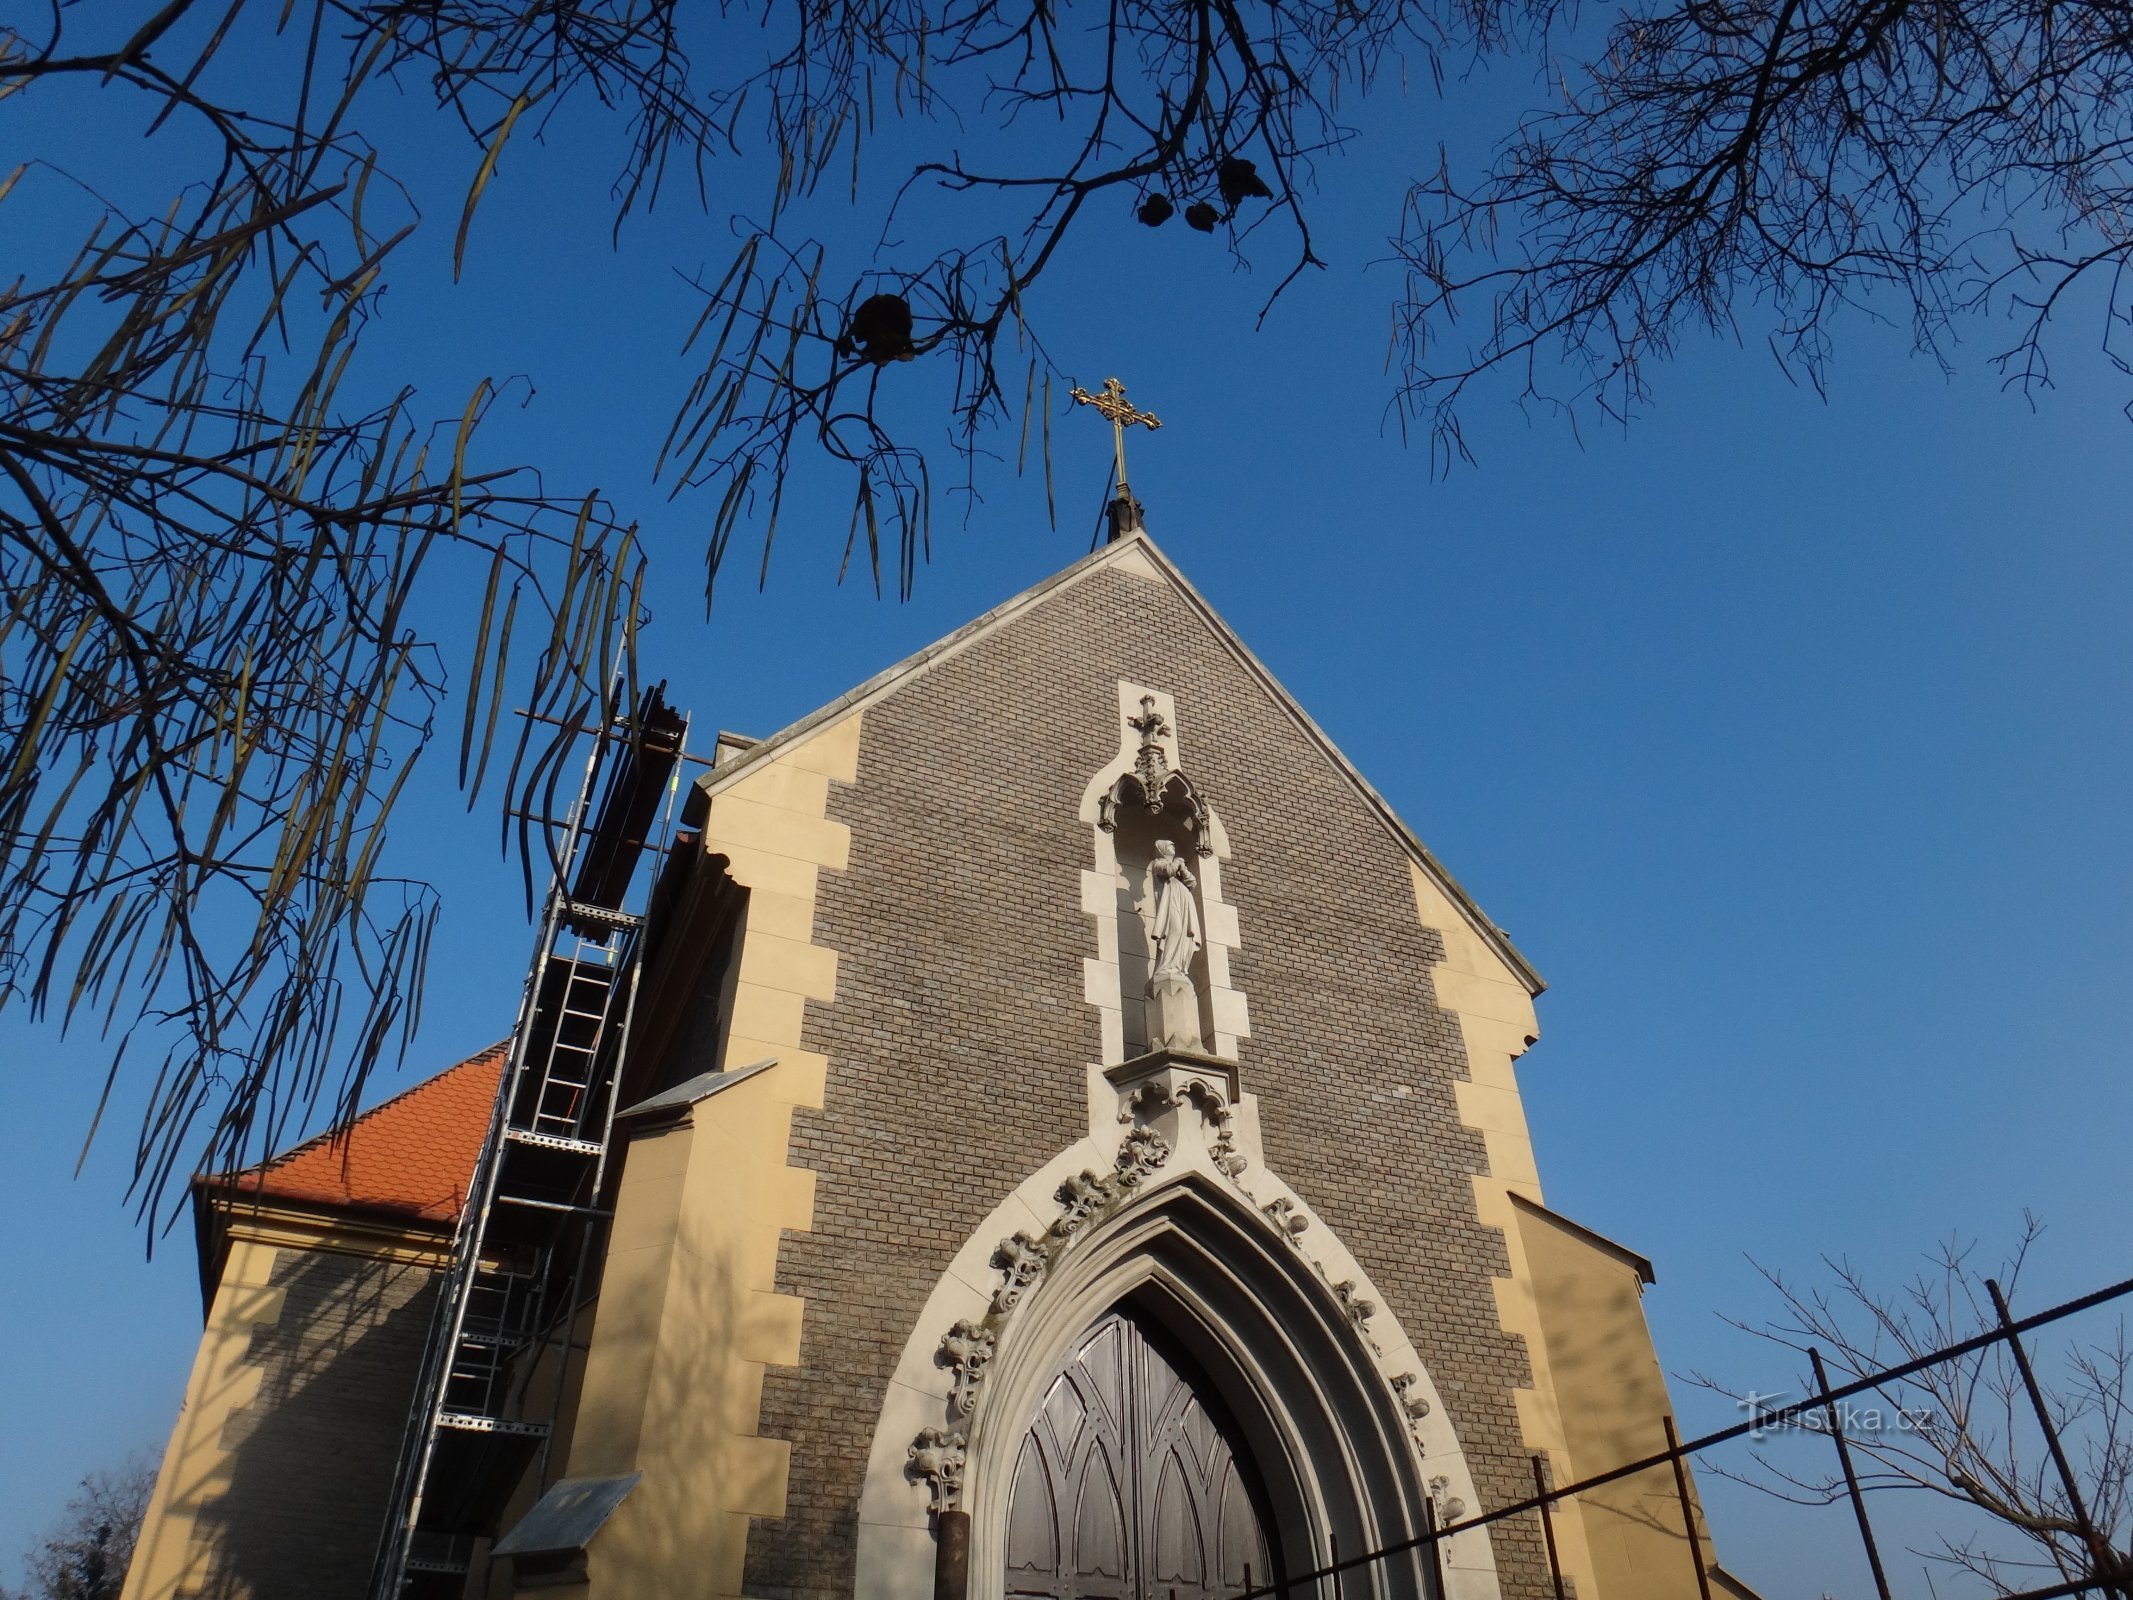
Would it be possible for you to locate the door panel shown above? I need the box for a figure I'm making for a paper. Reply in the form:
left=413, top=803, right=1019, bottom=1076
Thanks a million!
left=1006, top=1439, right=1060, bottom=1576
left=1004, top=1309, right=1277, bottom=1600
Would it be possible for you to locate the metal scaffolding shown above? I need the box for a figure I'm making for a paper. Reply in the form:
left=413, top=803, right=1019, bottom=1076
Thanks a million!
left=369, top=684, right=691, bottom=1599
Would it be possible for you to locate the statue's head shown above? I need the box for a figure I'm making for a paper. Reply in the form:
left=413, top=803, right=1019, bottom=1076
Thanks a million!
left=1153, top=839, right=1177, bottom=860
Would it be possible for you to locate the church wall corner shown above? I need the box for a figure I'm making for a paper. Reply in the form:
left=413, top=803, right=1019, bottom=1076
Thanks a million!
left=1411, top=859, right=1621, bottom=1598
left=567, top=713, right=856, bottom=1598
left=123, top=1239, right=286, bottom=1600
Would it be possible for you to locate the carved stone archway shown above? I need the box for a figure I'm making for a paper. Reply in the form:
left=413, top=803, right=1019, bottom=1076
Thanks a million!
left=962, top=1174, right=1452, bottom=1600
left=853, top=1125, right=1498, bottom=1599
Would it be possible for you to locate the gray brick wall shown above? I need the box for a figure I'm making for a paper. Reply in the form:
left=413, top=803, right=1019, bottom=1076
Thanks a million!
left=745, top=562, right=1547, bottom=1598
left=193, top=1247, right=435, bottom=1599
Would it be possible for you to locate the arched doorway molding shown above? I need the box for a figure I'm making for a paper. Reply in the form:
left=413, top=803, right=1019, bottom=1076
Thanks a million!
left=852, top=1132, right=1503, bottom=1600
left=972, top=1172, right=1435, bottom=1599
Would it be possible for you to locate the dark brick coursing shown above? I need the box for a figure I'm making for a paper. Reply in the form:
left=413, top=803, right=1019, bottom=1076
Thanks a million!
left=744, top=560, right=1547, bottom=1598
left=195, top=1248, right=435, bottom=1599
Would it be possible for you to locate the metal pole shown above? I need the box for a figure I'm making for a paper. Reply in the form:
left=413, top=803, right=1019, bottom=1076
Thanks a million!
left=1218, top=1267, right=2133, bottom=1600
left=1808, top=1347, right=1894, bottom=1600
left=1530, top=1457, right=1567, bottom=1600
left=1662, top=1415, right=1714, bottom=1600
left=1420, top=1497, right=1449, bottom=1600
left=933, top=1508, right=969, bottom=1600
left=1987, top=1278, right=2128, bottom=1599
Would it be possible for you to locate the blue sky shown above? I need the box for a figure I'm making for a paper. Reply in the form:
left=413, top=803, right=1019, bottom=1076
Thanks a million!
left=3, top=15, right=2130, bottom=1593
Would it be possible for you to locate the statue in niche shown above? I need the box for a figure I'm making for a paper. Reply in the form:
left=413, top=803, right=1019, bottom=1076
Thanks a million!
left=1145, top=839, right=1205, bottom=1052
left=1148, top=840, right=1202, bottom=980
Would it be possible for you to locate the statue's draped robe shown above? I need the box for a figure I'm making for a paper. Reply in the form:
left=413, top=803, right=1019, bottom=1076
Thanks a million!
left=1149, top=856, right=1201, bottom=982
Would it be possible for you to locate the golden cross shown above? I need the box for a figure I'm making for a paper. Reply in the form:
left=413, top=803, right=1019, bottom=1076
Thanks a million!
left=1070, top=376, right=1162, bottom=499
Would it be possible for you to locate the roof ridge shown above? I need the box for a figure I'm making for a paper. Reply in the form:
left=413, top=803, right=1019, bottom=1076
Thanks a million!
left=1121, top=539, right=1543, bottom=993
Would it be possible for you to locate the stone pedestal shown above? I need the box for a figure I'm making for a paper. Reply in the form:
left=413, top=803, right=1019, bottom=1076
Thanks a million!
left=1105, top=1048, right=1246, bottom=1177
left=1147, top=972, right=1204, bottom=1053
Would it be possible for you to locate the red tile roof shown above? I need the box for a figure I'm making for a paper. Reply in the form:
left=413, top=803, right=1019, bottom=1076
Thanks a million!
left=210, top=1041, right=507, bottom=1226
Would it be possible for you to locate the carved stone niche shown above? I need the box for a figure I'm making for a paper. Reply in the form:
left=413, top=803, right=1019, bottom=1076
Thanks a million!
left=1107, top=1048, right=1248, bottom=1179
left=1097, top=695, right=1215, bottom=853
left=1101, top=696, right=1219, bottom=1057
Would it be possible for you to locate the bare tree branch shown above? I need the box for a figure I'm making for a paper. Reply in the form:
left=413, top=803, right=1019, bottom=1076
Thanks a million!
left=13, top=0, right=2132, bottom=1225
left=1689, top=1218, right=2133, bottom=1589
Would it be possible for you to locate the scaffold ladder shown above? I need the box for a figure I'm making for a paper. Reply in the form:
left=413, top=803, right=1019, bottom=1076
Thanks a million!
left=370, top=683, right=690, bottom=1598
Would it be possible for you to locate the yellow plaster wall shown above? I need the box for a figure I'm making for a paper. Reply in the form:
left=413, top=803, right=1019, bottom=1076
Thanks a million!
left=121, top=1240, right=288, bottom=1600
left=1515, top=1205, right=1713, bottom=1600
left=564, top=715, right=855, bottom=1598
left=1409, top=863, right=1610, bottom=1597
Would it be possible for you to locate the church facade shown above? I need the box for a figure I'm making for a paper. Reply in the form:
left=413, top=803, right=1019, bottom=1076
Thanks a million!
left=123, top=532, right=1746, bottom=1600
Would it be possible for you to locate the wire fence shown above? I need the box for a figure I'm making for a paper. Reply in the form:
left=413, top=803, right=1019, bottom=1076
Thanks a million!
left=1227, top=1272, right=2133, bottom=1600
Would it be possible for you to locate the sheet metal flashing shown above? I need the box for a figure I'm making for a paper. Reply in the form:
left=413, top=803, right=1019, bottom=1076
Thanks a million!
left=615, top=1057, right=778, bottom=1122
left=491, top=1472, right=642, bottom=1557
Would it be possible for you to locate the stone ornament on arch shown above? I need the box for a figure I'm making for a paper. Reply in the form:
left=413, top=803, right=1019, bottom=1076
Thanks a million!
left=938, top=1320, right=995, bottom=1418
left=913, top=1119, right=1178, bottom=1478
left=907, top=1426, right=966, bottom=1513
left=982, top=1123, right=1173, bottom=1321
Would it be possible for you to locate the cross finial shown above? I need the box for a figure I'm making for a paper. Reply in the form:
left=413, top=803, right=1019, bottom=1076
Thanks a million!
left=1070, top=376, right=1162, bottom=506
left=1128, top=694, right=1169, bottom=746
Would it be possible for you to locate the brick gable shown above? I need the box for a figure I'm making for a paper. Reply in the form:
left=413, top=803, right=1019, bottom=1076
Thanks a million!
left=741, top=555, right=1551, bottom=1597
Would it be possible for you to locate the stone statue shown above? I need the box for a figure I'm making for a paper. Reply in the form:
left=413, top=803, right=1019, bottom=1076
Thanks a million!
left=1145, top=840, right=1205, bottom=1052
left=1147, top=839, right=1203, bottom=980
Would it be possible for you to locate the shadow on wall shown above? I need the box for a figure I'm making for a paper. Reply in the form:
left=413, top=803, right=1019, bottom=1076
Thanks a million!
left=1515, top=1205, right=1719, bottom=1599
left=190, top=1248, right=436, bottom=1600
left=556, top=1149, right=836, bottom=1600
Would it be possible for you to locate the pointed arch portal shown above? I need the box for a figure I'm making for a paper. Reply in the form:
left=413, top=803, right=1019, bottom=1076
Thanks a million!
left=960, top=1174, right=1466, bottom=1600
left=854, top=1150, right=1499, bottom=1600
left=1004, top=1306, right=1276, bottom=1600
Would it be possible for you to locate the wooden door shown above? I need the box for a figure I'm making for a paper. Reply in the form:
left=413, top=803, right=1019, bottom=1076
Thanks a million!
left=1004, top=1309, right=1277, bottom=1600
